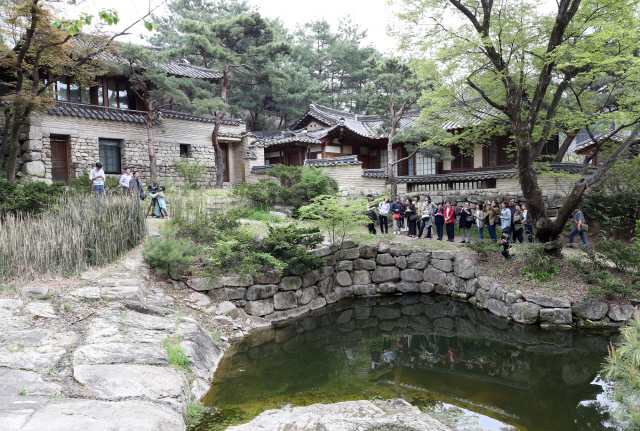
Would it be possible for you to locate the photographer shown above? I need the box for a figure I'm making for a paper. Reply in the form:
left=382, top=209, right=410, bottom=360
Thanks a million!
left=149, top=184, right=168, bottom=219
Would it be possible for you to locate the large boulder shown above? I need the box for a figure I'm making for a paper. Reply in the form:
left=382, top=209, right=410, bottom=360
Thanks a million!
left=446, top=274, right=466, bottom=293
left=540, top=308, right=573, bottom=325
left=483, top=298, right=511, bottom=318
left=419, top=282, right=435, bottom=293
left=336, top=271, right=353, bottom=286
left=608, top=304, right=635, bottom=322
left=274, top=292, right=298, bottom=310
left=376, top=283, right=396, bottom=294
left=423, top=267, right=447, bottom=285
left=401, top=269, right=423, bottom=283
left=279, top=276, right=303, bottom=291
left=510, top=302, right=541, bottom=325
left=245, top=299, right=275, bottom=316
left=221, top=275, right=253, bottom=287
left=23, top=286, right=48, bottom=300
left=453, top=258, right=475, bottom=279
left=338, top=247, right=360, bottom=260
left=297, top=286, right=318, bottom=305
left=308, top=246, right=331, bottom=257
left=359, top=245, right=378, bottom=259
left=522, top=294, right=571, bottom=308
left=245, top=285, right=278, bottom=301
left=302, top=271, right=319, bottom=287
left=353, top=284, right=376, bottom=296
left=395, top=256, right=408, bottom=269
left=431, top=259, right=453, bottom=273
left=396, top=283, right=420, bottom=293
left=187, top=277, right=217, bottom=291
left=22, top=161, right=45, bottom=177
left=371, top=266, right=400, bottom=283
left=376, top=253, right=396, bottom=266
left=254, top=269, right=282, bottom=284
left=573, top=300, right=608, bottom=320
left=354, top=259, right=376, bottom=271
left=337, top=261, right=353, bottom=272
left=352, top=270, right=371, bottom=285
left=431, top=250, right=454, bottom=260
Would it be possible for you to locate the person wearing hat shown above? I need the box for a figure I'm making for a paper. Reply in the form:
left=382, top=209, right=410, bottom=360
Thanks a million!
left=90, top=162, right=106, bottom=198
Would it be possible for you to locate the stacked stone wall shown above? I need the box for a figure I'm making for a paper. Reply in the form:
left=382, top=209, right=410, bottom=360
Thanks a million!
left=188, top=244, right=634, bottom=328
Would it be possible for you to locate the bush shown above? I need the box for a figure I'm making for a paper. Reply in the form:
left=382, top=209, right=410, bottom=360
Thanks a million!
left=143, top=236, right=201, bottom=279
left=233, top=165, right=338, bottom=207
left=262, top=224, right=324, bottom=274
left=464, top=239, right=497, bottom=259
left=602, top=313, right=640, bottom=431
left=595, top=238, right=640, bottom=273
left=174, top=155, right=206, bottom=189
left=298, top=193, right=370, bottom=245
left=0, top=178, right=67, bottom=216
left=0, top=194, right=146, bottom=282
left=68, top=171, right=122, bottom=195
left=516, top=243, right=558, bottom=282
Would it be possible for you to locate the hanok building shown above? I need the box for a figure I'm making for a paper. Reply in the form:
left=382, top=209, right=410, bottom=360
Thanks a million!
left=3, top=61, right=245, bottom=186
left=240, top=103, right=577, bottom=196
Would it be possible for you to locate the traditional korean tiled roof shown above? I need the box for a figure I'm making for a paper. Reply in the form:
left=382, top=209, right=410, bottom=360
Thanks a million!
left=250, top=164, right=280, bottom=174
left=362, top=168, right=388, bottom=178
left=45, top=102, right=244, bottom=126
left=159, top=109, right=244, bottom=126
left=248, top=129, right=323, bottom=148
left=304, top=155, right=362, bottom=167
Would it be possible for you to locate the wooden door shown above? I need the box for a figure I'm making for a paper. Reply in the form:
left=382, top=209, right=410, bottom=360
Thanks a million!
left=219, top=143, right=230, bottom=182
left=285, top=148, right=302, bottom=166
left=50, top=135, right=69, bottom=183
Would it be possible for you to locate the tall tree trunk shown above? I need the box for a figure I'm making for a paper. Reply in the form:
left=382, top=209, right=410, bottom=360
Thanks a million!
left=553, top=130, right=579, bottom=163
left=146, top=113, right=157, bottom=182
left=5, top=109, right=27, bottom=182
left=212, top=120, right=225, bottom=189
left=387, top=136, right=396, bottom=197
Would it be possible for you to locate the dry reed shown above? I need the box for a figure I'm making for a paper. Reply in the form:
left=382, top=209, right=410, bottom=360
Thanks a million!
left=0, top=194, right=146, bottom=282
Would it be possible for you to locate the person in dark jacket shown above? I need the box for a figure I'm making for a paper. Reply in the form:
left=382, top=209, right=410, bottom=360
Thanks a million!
left=522, top=203, right=534, bottom=243
left=367, top=194, right=377, bottom=235
left=405, top=197, right=417, bottom=237
left=513, top=204, right=525, bottom=244
left=129, top=171, right=144, bottom=199
left=458, top=203, right=473, bottom=243
left=433, top=202, right=445, bottom=240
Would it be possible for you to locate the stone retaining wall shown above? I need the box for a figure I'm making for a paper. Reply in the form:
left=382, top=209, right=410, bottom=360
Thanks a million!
left=188, top=244, right=634, bottom=328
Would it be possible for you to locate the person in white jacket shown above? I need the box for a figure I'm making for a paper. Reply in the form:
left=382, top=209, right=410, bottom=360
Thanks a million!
left=378, top=198, right=390, bottom=235
left=119, top=168, right=132, bottom=193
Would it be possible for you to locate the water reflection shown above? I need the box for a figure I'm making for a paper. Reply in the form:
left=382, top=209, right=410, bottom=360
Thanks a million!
left=203, top=295, right=620, bottom=430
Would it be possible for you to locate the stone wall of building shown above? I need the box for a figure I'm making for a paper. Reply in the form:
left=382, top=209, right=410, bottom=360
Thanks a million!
left=187, top=244, right=634, bottom=328
left=14, top=113, right=245, bottom=185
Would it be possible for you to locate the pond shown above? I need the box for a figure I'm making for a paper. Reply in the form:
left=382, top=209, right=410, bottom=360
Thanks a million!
left=201, top=295, right=620, bottom=430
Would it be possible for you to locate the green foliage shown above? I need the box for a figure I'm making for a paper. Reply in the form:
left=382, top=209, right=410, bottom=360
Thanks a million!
left=583, top=193, right=638, bottom=236
left=515, top=243, right=558, bottom=282
left=143, top=236, right=201, bottom=279
left=236, top=206, right=287, bottom=223
left=52, top=9, right=121, bottom=35
left=185, top=403, right=212, bottom=429
left=68, top=171, right=121, bottom=195
left=0, top=178, right=66, bottom=217
left=173, top=155, right=206, bottom=189
left=162, top=335, right=190, bottom=372
left=298, top=194, right=370, bottom=245
left=262, top=224, right=324, bottom=274
left=464, top=239, right=497, bottom=259
left=569, top=253, right=637, bottom=300
left=602, top=314, right=640, bottom=431
left=233, top=165, right=338, bottom=207
left=0, top=194, right=146, bottom=282
left=595, top=238, right=640, bottom=273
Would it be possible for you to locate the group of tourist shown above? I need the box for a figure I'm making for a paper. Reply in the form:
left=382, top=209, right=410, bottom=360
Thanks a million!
left=89, top=162, right=168, bottom=218
left=368, top=195, right=534, bottom=244
left=368, top=194, right=590, bottom=254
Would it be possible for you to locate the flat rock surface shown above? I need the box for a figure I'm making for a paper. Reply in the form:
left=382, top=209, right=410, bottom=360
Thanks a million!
left=73, top=342, right=168, bottom=365
left=226, top=399, right=452, bottom=431
left=25, top=302, right=58, bottom=319
left=73, top=364, right=188, bottom=402
left=15, top=399, right=185, bottom=431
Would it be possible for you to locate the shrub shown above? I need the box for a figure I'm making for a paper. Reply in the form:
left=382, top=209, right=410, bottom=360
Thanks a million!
left=464, top=239, right=497, bottom=260
left=0, top=194, right=145, bottom=282
left=262, top=224, right=324, bottom=274
left=233, top=165, right=338, bottom=207
left=595, top=238, right=640, bottom=273
left=516, top=243, right=558, bottom=282
left=174, top=155, right=206, bottom=189
left=602, top=313, right=640, bottom=430
left=143, top=236, right=201, bottom=279
left=298, top=193, right=371, bottom=245
left=0, top=178, right=67, bottom=216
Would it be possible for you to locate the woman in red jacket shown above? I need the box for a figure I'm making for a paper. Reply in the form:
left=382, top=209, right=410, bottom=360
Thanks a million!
left=444, top=200, right=456, bottom=242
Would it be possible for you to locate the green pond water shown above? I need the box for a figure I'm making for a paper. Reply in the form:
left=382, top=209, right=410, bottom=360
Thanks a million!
left=201, top=295, right=620, bottom=430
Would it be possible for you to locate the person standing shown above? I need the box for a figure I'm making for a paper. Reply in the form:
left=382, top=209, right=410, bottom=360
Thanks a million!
left=400, top=198, right=408, bottom=235
left=522, top=203, right=534, bottom=243
left=119, top=168, right=132, bottom=193
left=486, top=200, right=500, bottom=242
left=513, top=204, right=525, bottom=244
left=90, top=162, right=106, bottom=198
left=418, top=196, right=437, bottom=239
left=475, top=203, right=486, bottom=240
left=378, top=198, right=390, bottom=235
left=508, top=198, right=516, bottom=228
left=499, top=201, right=512, bottom=241
left=433, top=202, right=445, bottom=240
left=444, top=200, right=456, bottom=242
left=405, top=197, right=417, bottom=238
left=129, top=171, right=144, bottom=199
left=567, top=206, right=590, bottom=249
left=459, top=203, right=473, bottom=243
left=366, top=194, right=378, bottom=235
left=391, top=197, right=402, bottom=234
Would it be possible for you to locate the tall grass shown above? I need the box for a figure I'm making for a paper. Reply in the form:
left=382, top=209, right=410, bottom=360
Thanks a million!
left=0, top=194, right=146, bottom=282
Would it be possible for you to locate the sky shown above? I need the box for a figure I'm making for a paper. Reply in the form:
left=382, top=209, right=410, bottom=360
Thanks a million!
left=69, top=0, right=399, bottom=52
